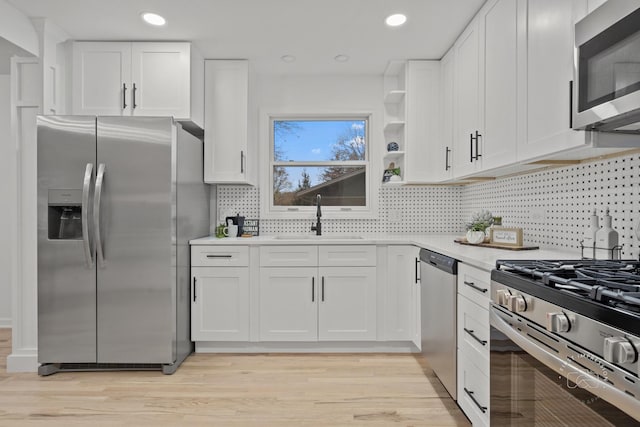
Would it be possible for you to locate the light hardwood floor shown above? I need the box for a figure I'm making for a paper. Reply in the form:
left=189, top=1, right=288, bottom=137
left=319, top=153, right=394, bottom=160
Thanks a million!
left=0, top=329, right=470, bottom=426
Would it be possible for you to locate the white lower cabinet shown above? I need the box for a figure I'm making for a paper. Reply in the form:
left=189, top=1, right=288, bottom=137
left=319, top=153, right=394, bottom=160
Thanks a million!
left=258, top=245, right=377, bottom=342
left=384, top=246, right=420, bottom=344
left=318, top=267, right=377, bottom=341
left=259, top=267, right=318, bottom=341
left=457, top=263, right=490, bottom=425
left=191, top=267, right=250, bottom=341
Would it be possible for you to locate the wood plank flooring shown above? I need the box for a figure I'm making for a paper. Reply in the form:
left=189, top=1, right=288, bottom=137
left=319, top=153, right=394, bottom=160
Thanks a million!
left=0, top=329, right=470, bottom=426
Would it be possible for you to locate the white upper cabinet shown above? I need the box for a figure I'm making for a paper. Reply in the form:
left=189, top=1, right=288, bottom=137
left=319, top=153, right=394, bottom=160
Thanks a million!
left=452, top=19, right=482, bottom=178
left=479, top=0, right=518, bottom=170
left=432, top=49, right=455, bottom=182
left=130, top=43, right=191, bottom=118
left=72, top=42, right=131, bottom=116
left=204, top=60, right=252, bottom=185
left=70, top=42, right=198, bottom=122
left=453, top=0, right=518, bottom=179
left=517, top=0, right=589, bottom=160
left=382, top=60, right=440, bottom=184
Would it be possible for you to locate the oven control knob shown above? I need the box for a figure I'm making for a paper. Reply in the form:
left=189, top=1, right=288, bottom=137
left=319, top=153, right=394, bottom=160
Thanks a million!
left=506, top=294, right=527, bottom=312
left=546, top=312, right=570, bottom=333
left=496, top=289, right=510, bottom=306
left=604, top=337, right=638, bottom=364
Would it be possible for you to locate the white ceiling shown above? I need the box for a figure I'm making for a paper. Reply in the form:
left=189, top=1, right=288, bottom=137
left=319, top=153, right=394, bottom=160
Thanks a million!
left=9, top=0, right=485, bottom=75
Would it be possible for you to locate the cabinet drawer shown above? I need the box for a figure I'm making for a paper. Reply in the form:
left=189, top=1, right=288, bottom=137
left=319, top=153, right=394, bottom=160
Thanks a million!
left=458, top=263, right=491, bottom=307
left=458, top=349, right=490, bottom=427
left=458, top=294, right=489, bottom=375
left=318, top=245, right=376, bottom=267
left=191, top=245, right=249, bottom=267
left=260, top=246, right=318, bottom=267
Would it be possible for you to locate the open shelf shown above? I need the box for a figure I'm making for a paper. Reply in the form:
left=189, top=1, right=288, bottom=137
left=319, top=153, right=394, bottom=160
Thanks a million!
left=383, top=150, right=405, bottom=160
left=383, top=121, right=405, bottom=133
left=384, top=90, right=406, bottom=104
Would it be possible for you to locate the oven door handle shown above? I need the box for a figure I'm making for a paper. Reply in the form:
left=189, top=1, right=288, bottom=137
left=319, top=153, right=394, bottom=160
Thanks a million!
left=490, top=306, right=640, bottom=421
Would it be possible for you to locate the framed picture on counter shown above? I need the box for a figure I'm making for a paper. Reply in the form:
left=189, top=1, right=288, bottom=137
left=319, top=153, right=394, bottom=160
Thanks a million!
left=490, top=226, right=523, bottom=246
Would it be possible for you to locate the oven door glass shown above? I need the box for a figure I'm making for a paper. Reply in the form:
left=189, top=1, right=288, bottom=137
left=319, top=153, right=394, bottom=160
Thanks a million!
left=578, top=8, right=640, bottom=112
left=490, top=309, right=639, bottom=426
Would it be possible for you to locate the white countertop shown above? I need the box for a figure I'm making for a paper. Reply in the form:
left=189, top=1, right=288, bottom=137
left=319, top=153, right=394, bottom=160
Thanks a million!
left=190, top=233, right=579, bottom=271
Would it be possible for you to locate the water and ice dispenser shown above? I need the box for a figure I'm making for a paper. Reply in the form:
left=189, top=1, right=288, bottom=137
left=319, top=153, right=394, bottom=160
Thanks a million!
left=48, top=189, right=83, bottom=240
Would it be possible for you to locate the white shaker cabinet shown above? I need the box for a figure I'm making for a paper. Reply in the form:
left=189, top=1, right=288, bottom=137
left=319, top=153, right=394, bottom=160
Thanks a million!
left=432, top=49, right=455, bottom=182
left=453, top=0, right=518, bottom=179
left=70, top=42, right=195, bottom=121
left=383, top=245, right=420, bottom=344
left=190, top=246, right=250, bottom=341
left=259, top=267, right=318, bottom=341
left=516, top=0, right=589, bottom=161
left=318, top=267, right=377, bottom=341
left=258, top=245, right=376, bottom=342
left=204, top=60, right=252, bottom=184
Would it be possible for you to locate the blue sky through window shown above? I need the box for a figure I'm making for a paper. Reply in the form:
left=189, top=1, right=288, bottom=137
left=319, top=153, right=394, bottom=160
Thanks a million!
left=274, top=119, right=366, bottom=186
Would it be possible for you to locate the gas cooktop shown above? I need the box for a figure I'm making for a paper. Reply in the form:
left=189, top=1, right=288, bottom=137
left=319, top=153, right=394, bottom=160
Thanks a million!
left=492, top=259, right=640, bottom=336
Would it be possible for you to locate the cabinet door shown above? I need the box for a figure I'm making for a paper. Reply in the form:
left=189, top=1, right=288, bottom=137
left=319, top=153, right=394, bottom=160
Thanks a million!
left=453, top=20, right=481, bottom=178
left=204, top=60, right=250, bottom=184
left=433, top=49, right=455, bottom=182
left=72, top=42, right=131, bottom=115
left=318, top=267, right=377, bottom=341
left=131, top=43, right=191, bottom=119
left=191, top=267, right=249, bottom=341
left=259, top=267, right=317, bottom=341
left=384, top=246, right=419, bottom=342
left=404, top=61, right=441, bottom=183
left=479, top=0, right=518, bottom=170
left=517, top=0, right=588, bottom=160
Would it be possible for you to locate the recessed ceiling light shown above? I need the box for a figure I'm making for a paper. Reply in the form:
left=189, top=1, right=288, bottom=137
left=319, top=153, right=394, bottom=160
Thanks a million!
left=334, top=54, right=350, bottom=62
left=281, top=55, right=296, bottom=63
left=141, top=12, right=166, bottom=26
left=385, top=13, right=407, bottom=27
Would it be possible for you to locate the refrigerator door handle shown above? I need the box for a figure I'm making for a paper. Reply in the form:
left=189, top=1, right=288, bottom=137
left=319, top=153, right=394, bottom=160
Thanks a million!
left=82, top=163, right=94, bottom=268
left=94, top=163, right=106, bottom=268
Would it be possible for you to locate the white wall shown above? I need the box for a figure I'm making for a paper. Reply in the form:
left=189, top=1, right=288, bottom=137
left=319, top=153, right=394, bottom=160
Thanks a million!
left=0, top=74, right=11, bottom=327
left=0, top=0, right=38, bottom=57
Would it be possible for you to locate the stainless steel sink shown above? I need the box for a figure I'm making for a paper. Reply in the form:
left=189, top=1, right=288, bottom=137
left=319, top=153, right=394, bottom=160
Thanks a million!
left=272, top=235, right=364, bottom=240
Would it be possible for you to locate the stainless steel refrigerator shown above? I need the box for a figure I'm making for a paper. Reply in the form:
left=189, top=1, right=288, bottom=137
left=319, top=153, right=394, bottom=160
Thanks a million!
left=37, top=116, right=209, bottom=375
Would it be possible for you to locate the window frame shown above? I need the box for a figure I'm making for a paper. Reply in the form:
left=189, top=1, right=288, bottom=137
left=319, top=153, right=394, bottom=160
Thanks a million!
left=260, top=111, right=376, bottom=219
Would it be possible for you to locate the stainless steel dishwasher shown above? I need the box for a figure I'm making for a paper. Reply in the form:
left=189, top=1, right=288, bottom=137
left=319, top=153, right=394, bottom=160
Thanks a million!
left=420, top=248, right=458, bottom=400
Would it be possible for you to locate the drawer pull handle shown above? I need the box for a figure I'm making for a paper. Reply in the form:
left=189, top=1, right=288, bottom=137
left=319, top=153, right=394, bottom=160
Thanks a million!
left=464, top=387, right=487, bottom=413
left=464, top=328, right=487, bottom=346
left=206, top=255, right=233, bottom=258
left=464, top=280, right=487, bottom=293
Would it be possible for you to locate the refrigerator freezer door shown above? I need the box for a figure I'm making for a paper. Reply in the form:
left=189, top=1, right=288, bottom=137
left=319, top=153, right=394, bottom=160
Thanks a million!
left=37, top=116, right=97, bottom=364
left=96, top=117, right=175, bottom=363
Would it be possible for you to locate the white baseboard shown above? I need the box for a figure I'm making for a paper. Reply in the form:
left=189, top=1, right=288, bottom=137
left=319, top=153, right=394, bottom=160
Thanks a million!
left=0, top=318, right=11, bottom=328
left=7, top=351, right=38, bottom=373
left=195, top=341, right=419, bottom=353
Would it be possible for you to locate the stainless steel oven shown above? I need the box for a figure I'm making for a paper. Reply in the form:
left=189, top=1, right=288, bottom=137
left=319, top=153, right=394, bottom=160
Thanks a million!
left=490, top=304, right=640, bottom=426
left=573, top=0, right=640, bottom=132
left=489, top=259, right=640, bottom=425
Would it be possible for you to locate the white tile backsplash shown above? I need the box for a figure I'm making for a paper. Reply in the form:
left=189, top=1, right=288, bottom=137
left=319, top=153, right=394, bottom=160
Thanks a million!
left=215, top=151, right=640, bottom=258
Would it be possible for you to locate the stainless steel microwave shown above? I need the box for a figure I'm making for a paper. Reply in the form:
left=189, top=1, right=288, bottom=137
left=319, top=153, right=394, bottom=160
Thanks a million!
left=573, top=0, right=640, bottom=132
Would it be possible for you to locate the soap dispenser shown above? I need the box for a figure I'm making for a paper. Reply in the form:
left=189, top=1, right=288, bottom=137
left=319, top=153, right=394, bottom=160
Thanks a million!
left=582, top=208, right=599, bottom=257
left=595, top=208, right=619, bottom=260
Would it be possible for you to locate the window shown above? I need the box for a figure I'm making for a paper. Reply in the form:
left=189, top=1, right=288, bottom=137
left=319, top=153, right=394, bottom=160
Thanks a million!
left=267, top=117, right=370, bottom=216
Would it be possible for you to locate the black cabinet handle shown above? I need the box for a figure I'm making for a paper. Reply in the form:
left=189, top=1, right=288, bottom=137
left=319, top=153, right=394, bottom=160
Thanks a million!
left=569, top=80, right=573, bottom=129
left=193, top=277, right=197, bottom=302
left=464, top=280, right=487, bottom=293
left=206, top=254, right=232, bottom=258
left=474, top=131, right=481, bottom=159
left=122, top=83, right=127, bottom=109
left=132, top=83, right=137, bottom=109
left=240, top=151, right=244, bottom=173
left=321, top=276, right=325, bottom=301
left=445, top=146, right=451, bottom=171
left=469, top=133, right=474, bottom=162
left=415, top=257, right=420, bottom=284
left=464, top=328, right=487, bottom=346
left=312, top=277, right=315, bottom=302
left=464, top=388, right=487, bottom=413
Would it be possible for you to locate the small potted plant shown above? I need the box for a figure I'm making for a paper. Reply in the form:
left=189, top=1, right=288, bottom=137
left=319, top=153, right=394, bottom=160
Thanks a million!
left=465, top=209, right=494, bottom=244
